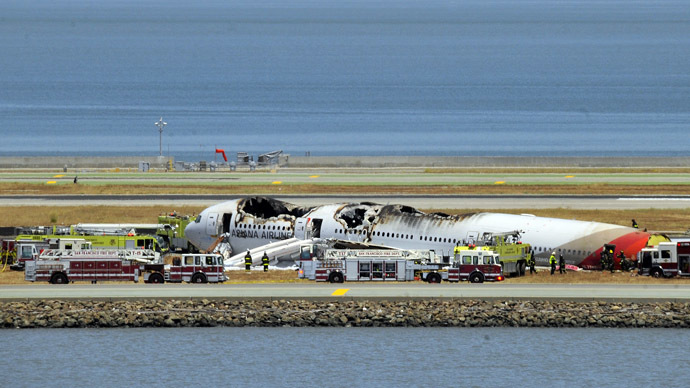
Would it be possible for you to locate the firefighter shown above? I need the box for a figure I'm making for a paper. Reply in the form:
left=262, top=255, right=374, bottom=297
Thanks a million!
left=608, top=248, right=615, bottom=273
left=559, top=254, right=566, bottom=274
left=244, top=250, right=252, bottom=272
left=549, top=252, right=556, bottom=275
left=262, top=251, right=269, bottom=272
left=618, top=251, right=628, bottom=271
left=529, top=253, right=536, bottom=274
left=632, top=219, right=638, bottom=229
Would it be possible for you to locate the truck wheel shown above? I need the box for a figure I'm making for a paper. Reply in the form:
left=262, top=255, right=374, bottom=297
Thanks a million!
left=148, top=273, right=164, bottom=284
left=191, top=273, right=207, bottom=283
left=651, top=268, right=663, bottom=278
left=329, top=272, right=344, bottom=283
left=469, top=273, right=484, bottom=283
left=427, top=272, right=442, bottom=284
left=519, top=261, right=526, bottom=276
left=50, top=273, right=68, bottom=285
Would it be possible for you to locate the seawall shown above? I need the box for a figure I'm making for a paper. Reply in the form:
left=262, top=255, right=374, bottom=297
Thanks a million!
left=2, top=299, right=689, bottom=329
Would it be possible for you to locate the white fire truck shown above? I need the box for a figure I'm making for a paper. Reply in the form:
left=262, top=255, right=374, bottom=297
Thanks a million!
left=637, top=241, right=690, bottom=278
left=298, top=243, right=503, bottom=283
left=25, top=250, right=227, bottom=284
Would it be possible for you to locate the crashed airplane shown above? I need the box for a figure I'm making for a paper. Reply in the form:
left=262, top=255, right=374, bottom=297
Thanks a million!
left=184, top=196, right=664, bottom=270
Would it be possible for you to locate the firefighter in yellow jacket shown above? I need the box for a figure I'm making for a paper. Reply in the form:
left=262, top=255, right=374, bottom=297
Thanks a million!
left=549, top=252, right=557, bottom=275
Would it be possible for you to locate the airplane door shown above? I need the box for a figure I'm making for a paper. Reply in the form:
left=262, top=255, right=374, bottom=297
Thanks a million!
left=295, top=218, right=307, bottom=239
left=308, top=219, right=323, bottom=239
left=222, top=213, right=233, bottom=234
left=206, top=213, right=219, bottom=236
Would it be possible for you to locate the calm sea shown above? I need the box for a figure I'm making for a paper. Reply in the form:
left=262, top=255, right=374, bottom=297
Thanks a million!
left=0, top=0, right=688, bottom=160
left=2, top=326, right=688, bottom=388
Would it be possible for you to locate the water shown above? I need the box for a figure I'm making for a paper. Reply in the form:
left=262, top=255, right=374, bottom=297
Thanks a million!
left=0, top=0, right=688, bottom=160
left=2, top=326, right=688, bottom=387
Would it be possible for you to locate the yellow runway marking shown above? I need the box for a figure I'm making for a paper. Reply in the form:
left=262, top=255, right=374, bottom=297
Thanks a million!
left=494, top=181, right=505, bottom=184
left=565, top=175, right=575, bottom=178
left=309, top=175, right=319, bottom=178
left=53, top=174, right=64, bottom=178
left=331, top=289, right=349, bottom=296
left=271, top=181, right=282, bottom=185
left=46, top=181, right=57, bottom=184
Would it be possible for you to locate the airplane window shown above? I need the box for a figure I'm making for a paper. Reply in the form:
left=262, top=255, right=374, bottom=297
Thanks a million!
left=433, top=237, right=437, bottom=242
left=419, top=236, right=422, bottom=240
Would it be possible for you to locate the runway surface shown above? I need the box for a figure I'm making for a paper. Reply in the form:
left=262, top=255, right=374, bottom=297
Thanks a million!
left=2, top=283, right=689, bottom=302
left=2, top=194, right=690, bottom=209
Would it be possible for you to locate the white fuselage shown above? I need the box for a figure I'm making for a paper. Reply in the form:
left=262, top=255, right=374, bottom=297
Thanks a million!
left=185, top=197, right=648, bottom=268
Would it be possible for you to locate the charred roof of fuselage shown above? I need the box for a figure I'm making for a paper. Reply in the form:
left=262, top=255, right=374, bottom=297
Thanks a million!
left=238, top=196, right=314, bottom=219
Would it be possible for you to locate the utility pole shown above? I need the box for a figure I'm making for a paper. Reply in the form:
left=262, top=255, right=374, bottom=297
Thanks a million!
left=155, top=117, right=167, bottom=156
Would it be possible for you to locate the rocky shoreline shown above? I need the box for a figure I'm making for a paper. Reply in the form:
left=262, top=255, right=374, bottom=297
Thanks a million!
left=3, top=299, right=690, bottom=329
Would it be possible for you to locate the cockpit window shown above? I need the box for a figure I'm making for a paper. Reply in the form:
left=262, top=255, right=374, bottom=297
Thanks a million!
left=195, top=215, right=202, bottom=223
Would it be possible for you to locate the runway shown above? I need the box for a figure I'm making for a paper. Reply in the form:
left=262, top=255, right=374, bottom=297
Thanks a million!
left=2, top=194, right=690, bottom=209
left=2, top=283, right=689, bottom=302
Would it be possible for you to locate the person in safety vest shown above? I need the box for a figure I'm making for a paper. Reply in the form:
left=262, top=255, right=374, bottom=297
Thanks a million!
left=632, top=219, right=638, bottom=229
left=262, top=251, right=269, bottom=272
left=244, top=250, right=252, bottom=272
left=559, top=254, right=566, bottom=274
left=549, top=252, right=556, bottom=275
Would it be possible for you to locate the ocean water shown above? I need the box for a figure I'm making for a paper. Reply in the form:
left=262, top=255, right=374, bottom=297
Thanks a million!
left=2, top=326, right=689, bottom=388
left=0, top=0, right=688, bottom=160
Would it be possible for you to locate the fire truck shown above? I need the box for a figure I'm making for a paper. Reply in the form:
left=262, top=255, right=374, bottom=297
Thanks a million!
left=298, top=242, right=503, bottom=283
left=637, top=241, right=690, bottom=278
left=158, top=254, right=227, bottom=283
left=25, top=249, right=158, bottom=284
left=156, top=213, right=196, bottom=253
left=25, top=250, right=227, bottom=284
left=460, top=231, right=532, bottom=276
left=15, top=228, right=161, bottom=255
left=11, top=238, right=93, bottom=270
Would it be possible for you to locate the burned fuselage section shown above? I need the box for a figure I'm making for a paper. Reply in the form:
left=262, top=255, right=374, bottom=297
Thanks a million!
left=228, top=197, right=314, bottom=241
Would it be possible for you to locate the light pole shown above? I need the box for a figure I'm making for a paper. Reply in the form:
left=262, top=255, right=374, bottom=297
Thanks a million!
left=155, top=117, right=167, bottom=156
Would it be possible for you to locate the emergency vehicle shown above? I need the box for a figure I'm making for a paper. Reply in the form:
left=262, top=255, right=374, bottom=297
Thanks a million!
left=460, top=231, right=531, bottom=276
left=11, top=238, right=93, bottom=270
left=15, top=230, right=160, bottom=254
left=156, top=213, right=196, bottom=252
left=637, top=241, right=690, bottom=278
left=158, top=254, right=227, bottom=283
left=298, top=242, right=503, bottom=283
left=25, top=249, right=158, bottom=284
left=25, top=250, right=227, bottom=284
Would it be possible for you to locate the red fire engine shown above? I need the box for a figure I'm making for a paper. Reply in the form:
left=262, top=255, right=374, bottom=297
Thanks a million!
left=298, top=242, right=503, bottom=283
left=26, top=250, right=155, bottom=284
left=161, top=254, right=227, bottom=283
left=638, top=241, right=690, bottom=278
left=25, top=251, right=227, bottom=284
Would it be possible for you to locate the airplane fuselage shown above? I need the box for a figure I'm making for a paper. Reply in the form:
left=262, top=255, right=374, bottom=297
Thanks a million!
left=185, top=197, right=653, bottom=269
